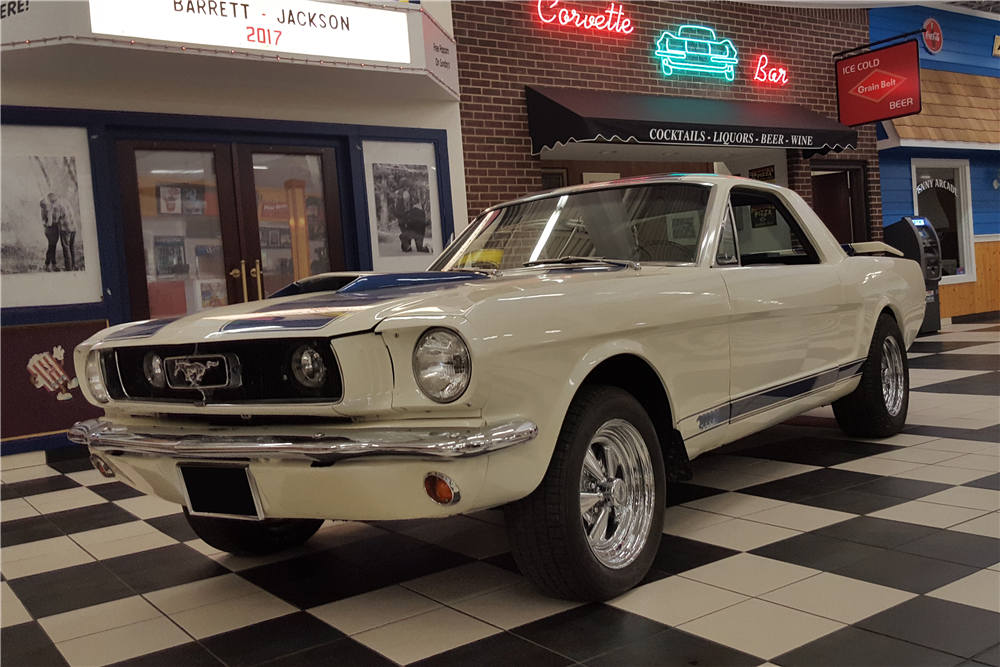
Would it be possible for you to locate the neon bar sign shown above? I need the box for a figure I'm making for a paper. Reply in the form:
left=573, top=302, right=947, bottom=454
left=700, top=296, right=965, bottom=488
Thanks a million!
left=536, top=1, right=634, bottom=35
left=655, top=25, right=738, bottom=81
left=753, top=54, right=789, bottom=86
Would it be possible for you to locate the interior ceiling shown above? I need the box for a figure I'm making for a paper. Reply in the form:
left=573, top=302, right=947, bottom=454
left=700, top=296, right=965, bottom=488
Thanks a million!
left=539, top=142, right=788, bottom=164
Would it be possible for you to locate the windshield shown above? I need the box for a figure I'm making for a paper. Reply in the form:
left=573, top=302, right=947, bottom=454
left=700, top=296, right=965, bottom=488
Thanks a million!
left=433, top=183, right=712, bottom=271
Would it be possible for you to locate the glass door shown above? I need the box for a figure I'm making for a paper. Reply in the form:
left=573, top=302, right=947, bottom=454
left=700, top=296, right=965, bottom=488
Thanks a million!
left=118, top=141, right=345, bottom=320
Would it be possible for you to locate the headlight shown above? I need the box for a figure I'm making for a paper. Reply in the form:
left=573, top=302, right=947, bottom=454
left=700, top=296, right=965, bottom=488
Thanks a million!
left=412, top=328, right=471, bottom=403
left=85, top=351, right=110, bottom=403
left=291, top=345, right=327, bottom=388
left=143, top=353, right=165, bottom=388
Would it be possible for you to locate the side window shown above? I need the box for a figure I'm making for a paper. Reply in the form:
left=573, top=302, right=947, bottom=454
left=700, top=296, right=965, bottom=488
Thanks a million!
left=716, top=202, right=739, bottom=266
left=729, top=188, right=820, bottom=265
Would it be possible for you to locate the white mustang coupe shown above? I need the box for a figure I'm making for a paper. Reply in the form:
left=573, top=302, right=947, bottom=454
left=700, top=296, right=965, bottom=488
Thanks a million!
left=71, top=174, right=924, bottom=600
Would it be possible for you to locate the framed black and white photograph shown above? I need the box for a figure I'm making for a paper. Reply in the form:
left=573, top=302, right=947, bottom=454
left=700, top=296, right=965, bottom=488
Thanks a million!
left=1, top=126, right=103, bottom=307
left=363, top=141, right=443, bottom=272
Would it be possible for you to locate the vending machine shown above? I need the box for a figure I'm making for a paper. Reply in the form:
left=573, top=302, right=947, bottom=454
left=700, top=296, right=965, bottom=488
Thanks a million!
left=884, top=216, right=942, bottom=334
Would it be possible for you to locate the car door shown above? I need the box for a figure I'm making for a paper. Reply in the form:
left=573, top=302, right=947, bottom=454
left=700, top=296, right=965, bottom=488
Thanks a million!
left=717, top=186, right=853, bottom=429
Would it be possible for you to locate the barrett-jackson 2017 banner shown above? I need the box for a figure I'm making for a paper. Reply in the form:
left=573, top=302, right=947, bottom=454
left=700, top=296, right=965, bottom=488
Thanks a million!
left=836, top=40, right=922, bottom=127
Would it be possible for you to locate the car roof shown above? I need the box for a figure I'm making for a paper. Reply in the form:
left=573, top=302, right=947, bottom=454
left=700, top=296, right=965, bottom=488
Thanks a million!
left=482, top=173, right=780, bottom=212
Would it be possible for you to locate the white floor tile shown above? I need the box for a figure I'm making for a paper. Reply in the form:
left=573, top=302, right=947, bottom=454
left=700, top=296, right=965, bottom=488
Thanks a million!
left=679, top=598, right=845, bottom=660
left=0, top=464, right=61, bottom=484
left=745, top=504, right=854, bottom=532
left=873, top=448, right=963, bottom=465
left=938, top=454, right=1000, bottom=473
left=869, top=500, right=988, bottom=529
left=662, top=505, right=734, bottom=536
left=849, top=433, right=942, bottom=448
left=1, top=582, right=32, bottom=628
left=893, top=465, right=991, bottom=486
left=144, top=573, right=262, bottom=615
left=684, top=517, right=799, bottom=552
left=71, top=520, right=156, bottom=547
left=170, top=590, right=295, bottom=639
left=86, top=530, right=178, bottom=560
left=0, top=451, right=47, bottom=471
left=919, top=332, right=999, bottom=342
left=914, top=439, right=998, bottom=455
left=114, top=495, right=181, bottom=520
left=1, top=536, right=95, bottom=579
left=1, top=498, right=40, bottom=522
left=833, top=458, right=925, bottom=476
left=949, top=513, right=1000, bottom=539
left=681, top=553, right=819, bottom=597
left=310, top=585, right=442, bottom=635
left=610, top=575, right=747, bottom=626
left=682, top=492, right=788, bottom=518
left=453, top=582, right=582, bottom=631
left=928, top=569, right=1000, bottom=613
left=65, top=469, right=110, bottom=487
left=398, top=515, right=494, bottom=545
left=761, top=572, right=915, bottom=624
left=920, top=487, right=1000, bottom=512
left=401, top=561, right=522, bottom=604
left=353, top=607, right=499, bottom=665
left=54, top=616, right=190, bottom=667
left=743, top=460, right=820, bottom=480
left=184, top=538, right=223, bottom=557
left=39, top=596, right=161, bottom=643
left=908, top=370, right=991, bottom=389
left=686, top=469, right=772, bottom=491
left=24, top=487, right=105, bottom=514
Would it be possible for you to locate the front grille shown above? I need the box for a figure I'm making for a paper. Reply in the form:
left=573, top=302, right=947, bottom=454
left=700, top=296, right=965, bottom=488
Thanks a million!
left=104, top=339, right=343, bottom=404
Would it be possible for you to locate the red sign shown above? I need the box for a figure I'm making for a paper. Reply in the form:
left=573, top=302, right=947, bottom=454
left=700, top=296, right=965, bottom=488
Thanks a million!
left=922, top=18, right=943, bottom=54
left=536, top=1, right=634, bottom=35
left=836, top=40, right=921, bottom=127
left=752, top=54, right=789, bottom=86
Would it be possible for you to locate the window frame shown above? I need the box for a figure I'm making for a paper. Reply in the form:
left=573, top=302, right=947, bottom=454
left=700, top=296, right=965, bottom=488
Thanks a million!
left=910, top=158, right=976, bottom=285
left=726, top=186, right=822, bottom=267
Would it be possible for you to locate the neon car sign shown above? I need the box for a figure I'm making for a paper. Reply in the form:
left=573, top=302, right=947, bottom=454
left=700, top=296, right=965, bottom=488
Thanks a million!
left=655, top=25, right=738, bottom=81
left=753, top=54, right=789, bottom=86
left=536, top=1, right=634, bottom=35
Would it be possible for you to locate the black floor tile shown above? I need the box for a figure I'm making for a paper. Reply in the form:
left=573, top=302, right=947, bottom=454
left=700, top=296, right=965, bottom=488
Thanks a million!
left=512, top=603, right=668, bottom=663
left=972, top=644, right=1000, bottom=667
left=857, top=596, right=1000, bottom=659
left=363, top=543, right=474, bottom=585
left=833, top=549, right=979, bottom=594
left=651, top=534, right=740, bottom=574
left=903, top=425, right=983, bottom=440
left=586, top=627, right=762, bottom=667
left=44, top=502, right=138, bottom=535
left=814, top=516, right=939, bottom=548
left=0, top=515, right=62, bottom=547
left=240, top=550, right=383, bottom=609
left=260, top=637, right=396, bottom=667
left=412, top=632, right=573, bottom=667
left=918, top=372, right=1000, bottom=396
left=965, top=473, right=1000, bottom=491
left=324, top=530, right=432, bottom=565
left=909, top=354, right=1000, bottom=372
left=0, top=475, right=80, bottom=500
left=145, top=513, right=198, bottom=542
left=964, top=424, right=1000, bottom=443
left=108, top=642, right=225, bottom=666
left=201, top=612, right=345, bottom=667
left=750, top=532, right=884, bottom=571
left=853, top=476, right=953, bottom=500
left=909, top=341, right=989, bottom=354
left=774, top=625, right=963, bottom=667
left=45, top=446, right=90, bottom=463
left=101, top=543, right=228, bottom=594
left=738, top=437, right=898, bottom=468
left=482, top=551, right=520, bottom=575
left=798, top=487, right=910, bottom=514
left=47, top=457, right=98, bottom=474
left=90, top=481, right=146, bottom=501
left=665, top=482, right=725, bottom=507
left=895, top=530, right=1000, bottom=569
left=7, top=561, right=134, bottom=618
left=0, top=621, right=70, bottom=667
left=742, top=468, right=882, bottom=503
left=637, top=568, right=671, bottom=586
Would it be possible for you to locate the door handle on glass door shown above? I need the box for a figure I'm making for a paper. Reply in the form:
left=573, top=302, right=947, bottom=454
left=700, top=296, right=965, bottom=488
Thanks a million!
left=250, top=260, right=263, bottom=299
left=230, top=260, right=248, bottom=302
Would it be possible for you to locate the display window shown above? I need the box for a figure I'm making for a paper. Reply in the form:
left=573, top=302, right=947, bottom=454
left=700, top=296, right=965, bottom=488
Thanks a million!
left=911, top=159, right=975, bottom=284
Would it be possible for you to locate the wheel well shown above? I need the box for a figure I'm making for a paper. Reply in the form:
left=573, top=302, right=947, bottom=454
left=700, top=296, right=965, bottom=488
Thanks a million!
left=580, top=354, right=689, bottom=475
left=881, top=306, right=898, bottom=323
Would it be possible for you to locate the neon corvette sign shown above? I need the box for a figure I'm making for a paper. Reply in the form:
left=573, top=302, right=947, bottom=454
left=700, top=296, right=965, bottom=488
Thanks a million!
left=536, top=1, right=634, bottom=36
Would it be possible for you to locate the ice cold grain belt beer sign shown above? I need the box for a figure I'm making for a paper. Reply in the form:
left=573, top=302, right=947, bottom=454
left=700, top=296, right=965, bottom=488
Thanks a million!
left=836, top=40, right=921, bottom=127
left=88, top=0, right=410, bottom=64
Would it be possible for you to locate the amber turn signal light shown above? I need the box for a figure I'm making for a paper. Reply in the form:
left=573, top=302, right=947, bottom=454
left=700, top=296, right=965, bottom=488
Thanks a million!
left=424, top=472, right=461, bottom=506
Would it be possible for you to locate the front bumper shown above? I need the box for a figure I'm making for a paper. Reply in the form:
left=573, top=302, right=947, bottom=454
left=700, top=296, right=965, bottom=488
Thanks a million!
left=68, top=419, right=538, bottom=465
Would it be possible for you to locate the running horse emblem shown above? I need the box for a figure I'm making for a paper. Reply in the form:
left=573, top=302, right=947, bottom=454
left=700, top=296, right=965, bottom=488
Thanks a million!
left=172, top=359, right=220, bottom=387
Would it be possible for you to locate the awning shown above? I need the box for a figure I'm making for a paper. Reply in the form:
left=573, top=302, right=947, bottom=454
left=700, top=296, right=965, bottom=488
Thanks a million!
left=526, top=85, right=858, bottom=159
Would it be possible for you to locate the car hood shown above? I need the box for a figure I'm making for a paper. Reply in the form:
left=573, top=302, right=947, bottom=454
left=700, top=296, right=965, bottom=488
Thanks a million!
left=91, top=267, right=637, bottom=347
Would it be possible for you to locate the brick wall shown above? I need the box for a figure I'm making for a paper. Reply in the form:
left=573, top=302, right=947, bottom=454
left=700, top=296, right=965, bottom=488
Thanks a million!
left=453, top=0, right=882, bottom=237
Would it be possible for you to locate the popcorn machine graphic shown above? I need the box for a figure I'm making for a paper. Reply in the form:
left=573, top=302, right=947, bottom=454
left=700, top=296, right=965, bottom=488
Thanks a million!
left=27, top=345, right=80, bottom=401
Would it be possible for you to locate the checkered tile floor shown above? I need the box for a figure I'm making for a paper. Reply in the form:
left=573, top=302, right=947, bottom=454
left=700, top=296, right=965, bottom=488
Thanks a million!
left=2, top=322, right=998, bottom=667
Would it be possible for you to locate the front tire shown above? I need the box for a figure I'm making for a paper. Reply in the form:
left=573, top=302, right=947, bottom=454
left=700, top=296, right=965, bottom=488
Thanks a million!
left=504, top=386, right=665, bottom=601
left=834, top=313, right=910, bottom=437
left=184, top=508, right=323, bottom=556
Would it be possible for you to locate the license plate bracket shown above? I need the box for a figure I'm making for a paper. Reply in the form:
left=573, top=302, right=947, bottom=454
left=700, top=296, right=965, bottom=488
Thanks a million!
left=178, top=464, right=264, bottom=520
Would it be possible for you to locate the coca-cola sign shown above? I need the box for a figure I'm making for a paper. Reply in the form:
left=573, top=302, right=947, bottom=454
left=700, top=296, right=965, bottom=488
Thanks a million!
left=922, top=18, right=943, bottom=55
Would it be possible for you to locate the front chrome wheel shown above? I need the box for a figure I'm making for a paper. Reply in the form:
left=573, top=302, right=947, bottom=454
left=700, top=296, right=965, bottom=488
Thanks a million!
left=579, top=419, right=656, bottom=569
left=881, top=335, right=904, bottom=417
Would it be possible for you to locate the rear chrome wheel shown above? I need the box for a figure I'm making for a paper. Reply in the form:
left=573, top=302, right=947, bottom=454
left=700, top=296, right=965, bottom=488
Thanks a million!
left=881, top=336, right=905, bottom=417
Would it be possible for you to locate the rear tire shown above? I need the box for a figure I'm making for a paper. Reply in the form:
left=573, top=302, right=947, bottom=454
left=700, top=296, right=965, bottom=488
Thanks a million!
left=834, top=313, right=909, bottom=437
left=504, top=385, right=665, bottom=601
left=183, top=508, right=323, bottom=556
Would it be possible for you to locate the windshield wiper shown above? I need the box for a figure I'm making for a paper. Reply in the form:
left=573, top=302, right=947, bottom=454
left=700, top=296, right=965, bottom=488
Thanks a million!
left=447, top=267, right=499, bottom=277
left=523, top=256, right=639, bottom=270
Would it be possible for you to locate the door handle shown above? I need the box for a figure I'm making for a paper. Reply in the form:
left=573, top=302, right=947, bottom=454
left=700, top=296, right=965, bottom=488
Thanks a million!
left=230, top=260, right=248, bottom=302
left=250, top=260, right=263, bottom=299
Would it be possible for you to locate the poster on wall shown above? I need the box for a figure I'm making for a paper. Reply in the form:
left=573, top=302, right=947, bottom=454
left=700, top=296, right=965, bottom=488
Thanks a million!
left=363, top=141, right=443, bottom=273
left=1, top=126, right=104, bottom=307
left=1, top=320, right=107, bottom=445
